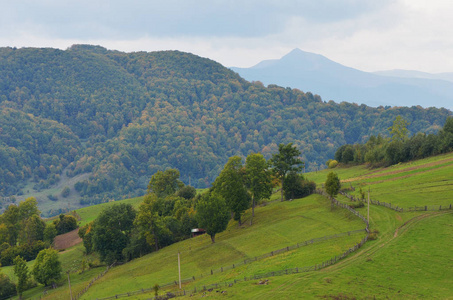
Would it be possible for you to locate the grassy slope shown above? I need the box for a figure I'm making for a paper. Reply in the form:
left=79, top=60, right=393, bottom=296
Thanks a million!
left=78, top=194, right=365, bottom=299
left=76, top=196, right=144, bottom=226
left=308, top=152, right=453, bottom=207
left=8, top=153, right=453, bottom=299
left=170, top=153, right=453, bottom=299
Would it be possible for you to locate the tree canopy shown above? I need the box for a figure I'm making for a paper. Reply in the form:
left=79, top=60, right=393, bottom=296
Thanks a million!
left=91, top=204, right=136, bottom=264
left=196, top=192, right=230, bottom=243
left=212, top=156, right=250, bottom=225
left=245, top=152, right=272, bottom=223
left=0, top=46, right=450, bottom=214
left=32, top=248, right=62, bottom=287
left=269, top=143, right=304, bottom=201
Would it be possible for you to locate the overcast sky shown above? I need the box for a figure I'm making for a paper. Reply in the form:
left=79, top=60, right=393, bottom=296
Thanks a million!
left=1, top=0, right=452, bottom=73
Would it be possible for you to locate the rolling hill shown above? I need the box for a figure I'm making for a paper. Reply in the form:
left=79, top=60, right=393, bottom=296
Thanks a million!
left=231, top=48, right=453, bottom=110
left=5, top=152, right=452, bottom=299
left=0, top=45, right=451, bottom=216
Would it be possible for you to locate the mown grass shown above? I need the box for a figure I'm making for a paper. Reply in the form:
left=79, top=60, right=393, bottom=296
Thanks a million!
left=308, top=152, right=453, bottom=208
left=75, top=196, right=144, bottom=226
left=78, top=194, right=365, bottom=299
left=9, top=152, right=453, bottom=299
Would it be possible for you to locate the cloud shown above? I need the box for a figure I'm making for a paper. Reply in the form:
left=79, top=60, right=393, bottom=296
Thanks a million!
left=1, top=0, right=393, bottom=39
left=1, top=0, right=452, bottom=73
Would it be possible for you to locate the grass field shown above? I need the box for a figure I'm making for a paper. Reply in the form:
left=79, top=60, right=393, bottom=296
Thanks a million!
left=5, top=152, right=453, bottom=299
left=307, top=152, right=453, bottom=208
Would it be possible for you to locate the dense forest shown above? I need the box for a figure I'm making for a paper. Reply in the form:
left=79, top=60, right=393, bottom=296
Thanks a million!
left=0, top=45, right=451, bottom=209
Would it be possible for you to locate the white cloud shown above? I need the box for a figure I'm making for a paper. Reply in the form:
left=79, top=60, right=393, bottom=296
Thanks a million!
left=1, top=0, right=452, bottom=73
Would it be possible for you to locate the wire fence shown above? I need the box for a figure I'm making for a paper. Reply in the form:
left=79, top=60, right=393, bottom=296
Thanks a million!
left=339, top=191, right=453, bottom=213
left=96, top=192, right=370, bottom=300
left=71, top=262, right=116, bottom=300
left=96, top=233, right=369, bottom=300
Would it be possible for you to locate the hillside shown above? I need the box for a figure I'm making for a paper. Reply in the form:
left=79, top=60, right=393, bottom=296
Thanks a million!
left=231, top=48, right=453, bottom=110
left=0, top=45, right=451, bottom=215
left=8, top=152, right=453, bottom=299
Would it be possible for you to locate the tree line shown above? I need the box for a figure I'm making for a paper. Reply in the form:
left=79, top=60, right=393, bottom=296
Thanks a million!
left=78, top=143, right=316, bottom=265
left=0, top=45, right=450, bottom=213
left=0, top=198, right=76, bottom=299
left=334, top=116, right=453, bottom=167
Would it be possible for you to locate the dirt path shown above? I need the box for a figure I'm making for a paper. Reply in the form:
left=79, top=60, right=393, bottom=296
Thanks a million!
left=322, top=210, right=450, bottom=273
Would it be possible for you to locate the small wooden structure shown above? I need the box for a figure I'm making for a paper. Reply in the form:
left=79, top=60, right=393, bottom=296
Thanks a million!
left=191, top=228, right=206, bottom=238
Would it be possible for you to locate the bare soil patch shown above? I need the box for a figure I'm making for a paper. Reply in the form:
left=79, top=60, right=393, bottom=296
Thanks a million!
left=54, top=228, right=82, bottom=250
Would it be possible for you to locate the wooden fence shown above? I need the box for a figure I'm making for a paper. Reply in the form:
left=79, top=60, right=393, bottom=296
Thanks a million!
left=339, top=191, right=453, bottom=213
left=96, top=192, right=370, bottom=300
left=96, top=233, right=369, bottom=300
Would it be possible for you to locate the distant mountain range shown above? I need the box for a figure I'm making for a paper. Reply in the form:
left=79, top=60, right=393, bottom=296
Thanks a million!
left=231, top=49, right=453, bottom=110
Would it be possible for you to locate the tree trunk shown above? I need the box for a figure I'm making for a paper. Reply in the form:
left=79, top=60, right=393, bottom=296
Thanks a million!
left=152, top=227, right=159, bottom=251
left=280, top=178, right=284, bottom=201
left=210, top=234, right=215, bottom=243
left=250, top=196, right=255, bottom=226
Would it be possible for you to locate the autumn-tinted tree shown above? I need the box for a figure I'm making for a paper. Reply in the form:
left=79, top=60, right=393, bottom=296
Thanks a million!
left=92, top=204, right=136, bottom=264
left=78, top=222, right=94, bottom=254
left=32, top=248, right=62, bottom=287
left=196, top=193, right=230, bottom=243
left=388, top=115, right=410, bottom=142
left=269, top=143, right=304, bottom=201
left=212, top=156, right=250, bottom=226
left=245, top=153, right=272, bottom=224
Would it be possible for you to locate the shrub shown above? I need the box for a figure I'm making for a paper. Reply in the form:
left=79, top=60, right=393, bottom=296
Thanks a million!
left=47, top=194, right=58, bottom=201
left=0, top=273, right=17, bottom=299
left=53, top=214, right=78, bottom=235
left=61, top=186, right=70, bottom=198
left=348, top=201, right=364, bottom=209
left=328, top=160, right=338, bottom=168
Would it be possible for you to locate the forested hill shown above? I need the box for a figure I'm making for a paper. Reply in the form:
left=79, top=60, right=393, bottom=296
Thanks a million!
left=0, top=45, right=451, bottom=207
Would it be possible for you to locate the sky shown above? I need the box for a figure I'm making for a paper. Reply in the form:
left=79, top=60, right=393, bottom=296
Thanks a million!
left=1, top=0, right=453, bottom=73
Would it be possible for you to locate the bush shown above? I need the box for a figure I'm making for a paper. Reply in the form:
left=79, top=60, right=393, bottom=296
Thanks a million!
left=47, top=194, right=58, bottom=201
left=348, top=201, right=364, bottom=209
left=328, top=160, right=338, bottom=168
left=0, top=273, right=17, bottom=299
left=283, top=172, right=316, bottom=200
left=0, top=241, right=47, bottom=266
left=61, top=186, right=70, bottom=198
left=53, top=214, right=78, bottom=235
left=368, top=229, right=379, bottom=240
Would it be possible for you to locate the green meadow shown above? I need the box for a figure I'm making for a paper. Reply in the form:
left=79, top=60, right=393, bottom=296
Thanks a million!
left=5, top=152, right=453, bottom=299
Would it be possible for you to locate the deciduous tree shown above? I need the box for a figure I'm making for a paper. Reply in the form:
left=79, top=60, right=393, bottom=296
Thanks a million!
left=245, top=153, right=272, bottom=224
left=325, top=172, right=341, bottom=209
left=147, top=169, right=184, bottom=198
left=32, top=248, right=62, bottom=287
left=92, top=204, right=136, bottom=264
left=269, top=143, right=303, bottom=201
left=212, top=156, right=250, bottom=226
left=196, top=193, right=230, bottom=243
left=14, top=256, right=29, bottom=299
